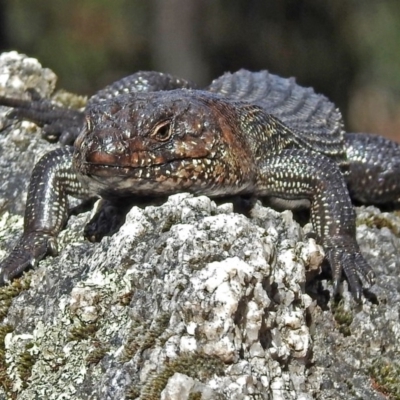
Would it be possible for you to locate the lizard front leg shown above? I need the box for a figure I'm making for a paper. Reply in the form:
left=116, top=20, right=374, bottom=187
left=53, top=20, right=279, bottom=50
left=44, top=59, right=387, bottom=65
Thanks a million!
left=0, top=147, right=92, bottom=283
left=257, top=148, right=375, bottom=300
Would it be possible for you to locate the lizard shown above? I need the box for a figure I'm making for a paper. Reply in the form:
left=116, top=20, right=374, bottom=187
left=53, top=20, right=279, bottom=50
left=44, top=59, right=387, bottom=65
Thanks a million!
left=1, top=69, right=400, bottom=301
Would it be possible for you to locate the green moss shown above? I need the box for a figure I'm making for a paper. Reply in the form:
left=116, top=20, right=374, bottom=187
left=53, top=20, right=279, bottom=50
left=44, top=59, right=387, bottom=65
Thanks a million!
left=160, top=213, right=180, bottom=233
left=120, top=313, right=170, bottom=363
left=125, top=385, right=140, bottom=400
left=52, top=89, right=87, bottom=109
left=16, top=342, right=38, bottom=389
left=188, top=392, right=202, bottom=400
left=0, top=299, right=13, bottom=320
left=119, top=320, right=150, bottom=363
left=357, top=214, right=400, bottom=237
left=86, top=341, right=110, bottom=366
left=67, top=322, right=98, bottom=342
left=331, top=299, right=353, bottom=336
left=369, top=358, right=400, bottom=399
left=0, top=273, right=31, bottom=322
left=0, top=324, right=14, bottom=396
left=139, top=352, right=225, bottom=399
left=118, top=290, right=135, bottom=307
left=140, top=313, right=171, bottom=350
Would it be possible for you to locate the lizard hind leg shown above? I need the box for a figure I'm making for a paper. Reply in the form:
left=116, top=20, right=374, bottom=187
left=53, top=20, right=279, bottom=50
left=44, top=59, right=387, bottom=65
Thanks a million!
left=346, top=132, right=400, bottom=206
left=0, top=91, right=85, bottom=145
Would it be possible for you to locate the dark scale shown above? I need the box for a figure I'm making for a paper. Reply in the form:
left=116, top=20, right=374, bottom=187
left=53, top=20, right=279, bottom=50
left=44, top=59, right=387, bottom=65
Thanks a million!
left=1, top=69, right=400, bottom=300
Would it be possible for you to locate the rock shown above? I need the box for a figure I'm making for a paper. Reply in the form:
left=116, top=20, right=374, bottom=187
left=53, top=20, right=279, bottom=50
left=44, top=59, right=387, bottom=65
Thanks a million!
left=0, top=51, right=399, bottom=400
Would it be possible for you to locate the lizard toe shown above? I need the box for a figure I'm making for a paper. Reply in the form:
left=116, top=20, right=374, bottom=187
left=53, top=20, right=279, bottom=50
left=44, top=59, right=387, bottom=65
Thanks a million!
left=326, top=246, right=371, bottom=301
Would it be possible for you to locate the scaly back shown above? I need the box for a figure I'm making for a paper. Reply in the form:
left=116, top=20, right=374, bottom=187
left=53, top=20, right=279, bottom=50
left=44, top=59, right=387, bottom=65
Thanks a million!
left=207, top=69, right=346, bottom=165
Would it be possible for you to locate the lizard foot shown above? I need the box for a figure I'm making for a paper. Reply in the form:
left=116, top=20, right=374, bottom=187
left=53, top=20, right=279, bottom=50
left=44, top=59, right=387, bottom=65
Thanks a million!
left=0, top=232, right=57, bottom=285
left=326, top=244, right=375, bottom=301
left=0, top=89, right=84, bottom=145
left=84, top=200, right=131, bottom=242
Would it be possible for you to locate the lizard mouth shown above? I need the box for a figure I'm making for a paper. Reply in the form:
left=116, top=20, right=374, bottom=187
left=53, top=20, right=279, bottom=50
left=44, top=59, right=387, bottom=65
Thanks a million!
left=75, top=155, right=215, bottom=179
left=74, top=150, right=253, bottom=199
left=75, top=156, right=227, bottom=198
left=73, top=138, right=216, bottom=177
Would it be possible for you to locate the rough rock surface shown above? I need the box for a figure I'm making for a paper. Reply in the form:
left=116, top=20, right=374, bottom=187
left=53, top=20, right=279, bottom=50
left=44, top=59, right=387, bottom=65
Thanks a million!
left=0, top=52, right=399, bottom=400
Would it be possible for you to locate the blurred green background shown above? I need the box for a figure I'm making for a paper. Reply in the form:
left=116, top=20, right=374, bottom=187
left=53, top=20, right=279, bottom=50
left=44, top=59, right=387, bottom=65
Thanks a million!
left=1, top=0, right=400, bottom=141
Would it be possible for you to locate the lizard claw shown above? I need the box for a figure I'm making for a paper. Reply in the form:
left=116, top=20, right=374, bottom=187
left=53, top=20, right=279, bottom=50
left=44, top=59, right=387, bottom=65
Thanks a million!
left=326, top=245, right=375, bottom=301
left=0, top=232, right=57, bottom=285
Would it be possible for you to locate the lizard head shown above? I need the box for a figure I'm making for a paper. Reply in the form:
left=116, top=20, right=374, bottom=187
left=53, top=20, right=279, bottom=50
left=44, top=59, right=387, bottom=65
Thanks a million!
left=73, top=90, right=254, bottom=198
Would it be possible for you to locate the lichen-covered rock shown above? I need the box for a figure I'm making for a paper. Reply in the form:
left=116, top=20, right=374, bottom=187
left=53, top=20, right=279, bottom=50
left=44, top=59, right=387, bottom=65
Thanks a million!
left=0, top=52, right=399, bottom=400
left=0, top=52, right=60, bottom=216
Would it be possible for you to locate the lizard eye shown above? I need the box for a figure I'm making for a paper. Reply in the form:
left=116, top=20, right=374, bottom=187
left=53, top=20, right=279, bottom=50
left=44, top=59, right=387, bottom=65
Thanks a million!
left=151, top=120, right=172, bottom=142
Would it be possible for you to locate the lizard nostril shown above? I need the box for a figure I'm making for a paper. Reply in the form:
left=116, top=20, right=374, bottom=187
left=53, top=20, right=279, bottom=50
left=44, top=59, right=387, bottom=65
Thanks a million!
left=107, top=141, right=126, bottom=155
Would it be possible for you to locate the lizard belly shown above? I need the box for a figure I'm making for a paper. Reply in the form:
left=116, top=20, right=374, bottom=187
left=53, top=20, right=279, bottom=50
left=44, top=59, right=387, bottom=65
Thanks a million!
left=267, top=196, right=311, bottom=210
